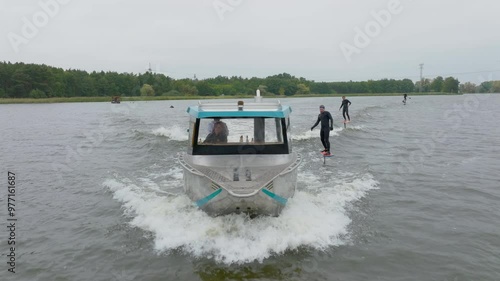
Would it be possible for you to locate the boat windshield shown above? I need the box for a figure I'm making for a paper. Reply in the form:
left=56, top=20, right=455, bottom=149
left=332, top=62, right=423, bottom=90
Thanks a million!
left=198, top=117, right=283, bottom=145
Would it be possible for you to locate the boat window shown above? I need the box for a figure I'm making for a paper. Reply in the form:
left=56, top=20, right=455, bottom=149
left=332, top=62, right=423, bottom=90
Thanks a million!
left=197, top=117, right=284, bottom=145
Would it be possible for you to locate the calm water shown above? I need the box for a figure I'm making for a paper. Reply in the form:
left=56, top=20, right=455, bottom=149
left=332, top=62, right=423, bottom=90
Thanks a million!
left=1, top=94, right=499, bottom=281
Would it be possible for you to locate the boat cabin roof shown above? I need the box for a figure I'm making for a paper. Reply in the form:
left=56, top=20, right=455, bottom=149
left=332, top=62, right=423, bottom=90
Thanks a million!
left=186, top=100, right=292, bottom=118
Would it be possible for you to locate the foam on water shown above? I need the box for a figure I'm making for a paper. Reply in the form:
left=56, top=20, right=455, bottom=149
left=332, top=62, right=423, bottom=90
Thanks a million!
left=151, top=124, right=357, bottom=143
left=103, top=170, right=378, bottom=264
left=342, top=125, right=365, bottom=131
left=152, top=126, right=188, bottom=141
left=292, top=127, right=343, bottom=141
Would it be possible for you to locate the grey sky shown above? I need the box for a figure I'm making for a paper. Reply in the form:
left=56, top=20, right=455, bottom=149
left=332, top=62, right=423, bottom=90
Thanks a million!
left=1, top=0, right=499, bottom=83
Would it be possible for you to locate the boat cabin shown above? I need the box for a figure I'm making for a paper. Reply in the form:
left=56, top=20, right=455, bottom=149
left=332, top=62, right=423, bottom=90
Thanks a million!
left=186, top=100, right=293, bottom=155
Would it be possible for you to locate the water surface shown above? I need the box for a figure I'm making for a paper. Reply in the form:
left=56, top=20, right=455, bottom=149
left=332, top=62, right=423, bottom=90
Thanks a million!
left=1, top=94, right=499, bottom=281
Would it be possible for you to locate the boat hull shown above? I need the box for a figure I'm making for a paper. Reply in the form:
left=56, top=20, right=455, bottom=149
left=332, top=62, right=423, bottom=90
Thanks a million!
left=179, top=153, right=301, bottom=217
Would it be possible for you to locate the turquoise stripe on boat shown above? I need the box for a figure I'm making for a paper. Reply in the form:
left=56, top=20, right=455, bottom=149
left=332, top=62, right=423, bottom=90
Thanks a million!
left=187, top=105, right=291, bottom=118
left=261, top=189, right=287, bottom=205
left=195, top=188, right=222, bottom=207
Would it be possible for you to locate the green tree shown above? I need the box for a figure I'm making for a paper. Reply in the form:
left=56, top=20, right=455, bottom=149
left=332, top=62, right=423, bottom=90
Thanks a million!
left=29, top=89, right=47, bottom=99
left=263, top=78, right=281, bottom=95
left=430, top=76, right=444, bottom=92
left=0, top=61, right=470, bottom=99
left=214, top=84, right=236, bottom=96
left=96, top=77, right=111, bottom=96
left=442, top=77, right=459, bottom=93
left=174, top=79, right=199, bottom=96
left=162, top=90, right=181, bottom=96
left=140, top=84, right=155, bottom=96
left=0, top=65, right=9, bottom=92
left=310, top=82, right=330, bottom=94
left=155, top=74, right=173, bottom=94
left=278, top=86, right=285, bottom=96
left=10, top=70, right=32, bottom=98
left=415, top=78, right=432, bottom=92
left=491, top=81, right=500, bottom=93
left=51, top=82, right=66, bottom=97
left=184, top=85, right=199, bottom=96
left=257, top=85, right=269, bottom=96
left=283, top=82, right=298, bottom=96
left=459, top=82, right=476, bottom=93
left=296, top=83, right=311, bottom=95
left=196, top=81, right=213, bottom=96
left=400, top=79, right=415, bottom=93
left=477, top=81, right=492, bottom=93
left=80, top=77, right=97, bottom=97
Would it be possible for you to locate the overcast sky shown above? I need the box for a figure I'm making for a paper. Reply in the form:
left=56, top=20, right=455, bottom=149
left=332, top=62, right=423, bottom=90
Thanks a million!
left=1, top=0, right=499, bottom=83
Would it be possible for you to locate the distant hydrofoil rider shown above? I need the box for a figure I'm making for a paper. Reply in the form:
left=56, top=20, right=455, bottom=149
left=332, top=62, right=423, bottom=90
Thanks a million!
left=403, top=94, right=407, bottom=104
left=339, top=96, right=351, bottom=123
left=311, top=105, right=333, bottom=155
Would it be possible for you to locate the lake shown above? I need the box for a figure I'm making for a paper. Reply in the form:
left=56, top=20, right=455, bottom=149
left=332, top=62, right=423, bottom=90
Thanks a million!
left=1, top=94, right=499, bottom=281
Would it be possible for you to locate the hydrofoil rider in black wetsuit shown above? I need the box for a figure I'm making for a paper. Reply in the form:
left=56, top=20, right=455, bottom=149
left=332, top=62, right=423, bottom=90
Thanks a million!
left=339, top=96, right=351, bottom=123
left=311, top=105, right=333, bottom=155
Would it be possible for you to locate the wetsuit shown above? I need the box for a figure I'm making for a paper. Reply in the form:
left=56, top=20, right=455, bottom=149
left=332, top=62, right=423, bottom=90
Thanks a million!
left=311, top=111, right=333, bottom=152
left=403, top=94, right=407, bottom=104
left=339, top=99, right=351, bottom=121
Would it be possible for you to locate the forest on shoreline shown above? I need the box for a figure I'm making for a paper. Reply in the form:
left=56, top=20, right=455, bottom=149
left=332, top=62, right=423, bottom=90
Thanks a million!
left=1, top=61, right=496, bottom=100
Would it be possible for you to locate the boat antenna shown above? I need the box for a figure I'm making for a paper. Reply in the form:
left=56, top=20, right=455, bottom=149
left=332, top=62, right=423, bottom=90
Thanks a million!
left=255, top=89, right=262, bottom=103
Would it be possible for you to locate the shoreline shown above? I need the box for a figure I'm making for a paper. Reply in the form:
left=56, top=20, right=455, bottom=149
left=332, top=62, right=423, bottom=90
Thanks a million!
left=0, top=92, right=466, bottom=104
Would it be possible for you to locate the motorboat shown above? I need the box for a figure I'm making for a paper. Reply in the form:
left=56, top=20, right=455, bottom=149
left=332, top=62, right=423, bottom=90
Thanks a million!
left=178, top=90, right=301, bottom=217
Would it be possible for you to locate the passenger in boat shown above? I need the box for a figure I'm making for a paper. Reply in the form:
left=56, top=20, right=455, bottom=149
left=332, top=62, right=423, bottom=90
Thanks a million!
left=204, top=121, right=228, bottom=144
left=311, top=105, right=333, bottom=155
left=207, top=118, right=229, bottom=135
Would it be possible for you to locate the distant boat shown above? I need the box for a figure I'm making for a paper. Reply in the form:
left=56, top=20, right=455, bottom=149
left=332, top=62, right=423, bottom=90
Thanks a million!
left=178, top=90, right=301, bottom=217
left=111, top=96, right=121, bottom=104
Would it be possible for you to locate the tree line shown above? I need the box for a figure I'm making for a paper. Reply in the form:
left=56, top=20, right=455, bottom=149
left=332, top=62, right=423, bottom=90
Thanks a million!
left=459, top=81, right=500, bottom=93
left=0, top=61, right=470, bottom=99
